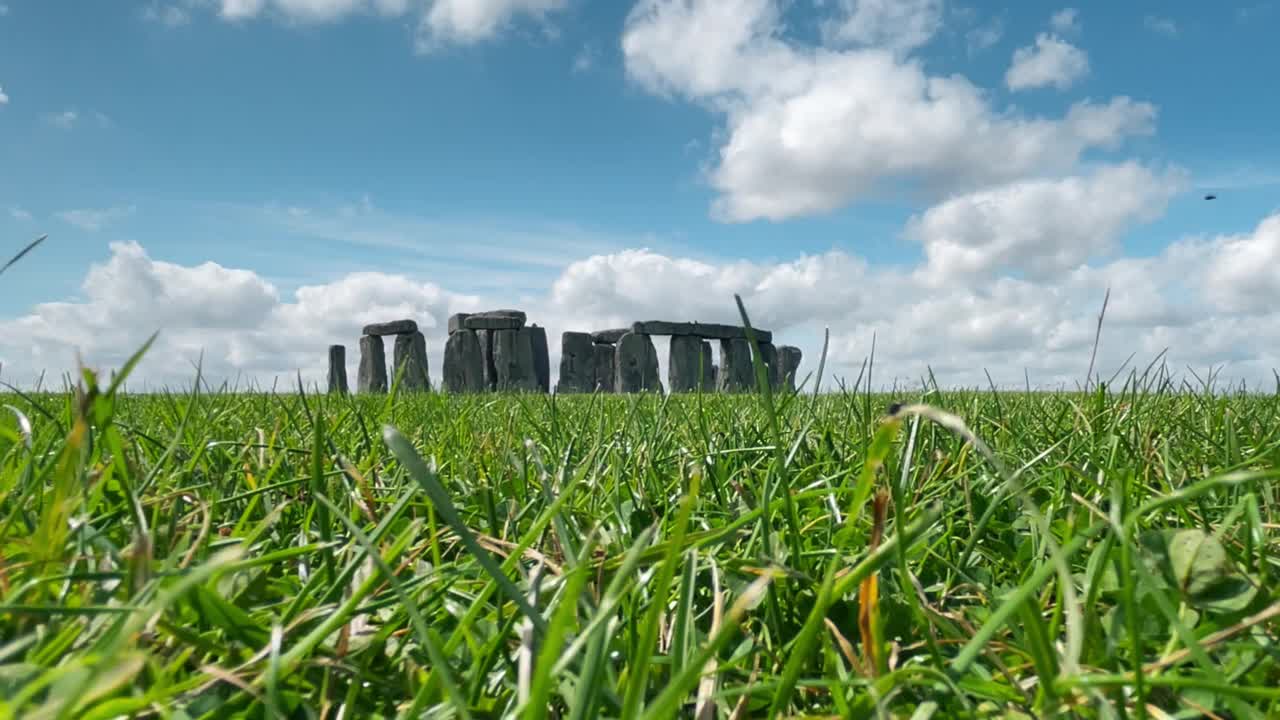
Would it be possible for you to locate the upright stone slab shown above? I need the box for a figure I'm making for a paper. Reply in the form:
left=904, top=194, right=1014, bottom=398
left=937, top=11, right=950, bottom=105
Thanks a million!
left=392, top=331, right=431, bottom=392
left=668, top=335, right=706, bottom=393
left=447, top=313, right=472, bottom=334
left=357, top=335, right=387, bottom=394
left=778, top=346, right=803, bottom=392
left=717, top=338, right=754, bottom=393
left=616, top=332, right=662, bottom=393
left=328, top=345, right=349, bottom=395
left=443, top=330, right=485, bottom=393
left=529, top=325, right=550, bottom=393
left=494, top=328, right=538, bottom=392
left=556, top=332, right=596, bottom=394
left=593, top=344, right=616, bottom=393
left=757, top=341, right=779, bottom=390
left=476, top=329, right=498, bottom=390
left=699, top=340, right=716, bottom=392
left=363, top=319, right=417, bottom=336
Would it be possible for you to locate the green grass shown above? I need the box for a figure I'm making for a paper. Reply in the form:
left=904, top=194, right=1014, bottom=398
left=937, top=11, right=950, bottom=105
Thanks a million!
left=2, top=353, right=1280, bottom=718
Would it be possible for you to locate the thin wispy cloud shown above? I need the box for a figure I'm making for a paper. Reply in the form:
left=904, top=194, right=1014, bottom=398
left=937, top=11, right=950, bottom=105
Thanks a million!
left=1144, top=15, right=1178, bottom=37
left=57, top=206, right=136, bottom=231
left=8, top=207, right=31, bottom=221
left=572, top=44, right=597, bottom=74
left=0, top=85, right=8, bottom=105
left=965, top=16, right=1003, bottom=54
left=46, top=110, right=78, bottom=129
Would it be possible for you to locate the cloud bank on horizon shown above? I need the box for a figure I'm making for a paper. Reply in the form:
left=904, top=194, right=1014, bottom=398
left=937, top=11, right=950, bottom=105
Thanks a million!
left=2, top=0, right=1278, bottom=391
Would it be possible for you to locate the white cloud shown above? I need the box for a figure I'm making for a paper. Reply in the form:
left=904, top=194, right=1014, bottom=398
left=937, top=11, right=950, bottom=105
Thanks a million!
left=143, top=2, right=193, bottom=26
left=1201, top=214, right=1280, bottom=314
left=621, top=0, right=1149, bottom=222
left=1005, top=32, right=1089, bottom=91
left=0, top=85, right=8, bottom=106
left=1050, top=8, right=1079, bottom=34
left=908, top=163, right=1187, bottom=285
left=415, top=0, right=568, bottom=51
left=8, top=207, right=31, bottom=221
left=823, top=0, right=944, bottom=54
left=572, top=44, right=597, bottom=74
left=965, top=16, right=1003, bottom=54
left=46, top=110, right=78, bottom=129
left=57, top=206, right=136, bottom=232
left=1143, top=15, right=1178, bottom=37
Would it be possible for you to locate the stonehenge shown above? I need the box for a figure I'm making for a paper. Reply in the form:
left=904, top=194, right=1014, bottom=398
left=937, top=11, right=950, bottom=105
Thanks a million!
left=337, top=311, right=803, bottom=397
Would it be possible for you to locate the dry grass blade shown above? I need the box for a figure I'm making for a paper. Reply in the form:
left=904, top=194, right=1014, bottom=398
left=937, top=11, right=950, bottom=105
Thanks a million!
left=0, top=234, right=47, bottom=277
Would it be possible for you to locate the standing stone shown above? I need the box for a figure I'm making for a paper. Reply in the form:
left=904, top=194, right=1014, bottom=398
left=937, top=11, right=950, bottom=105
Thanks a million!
left=357, top=335, right=387, bottom=394
left=778, top=346, right=803, bottom=392
left=668, top=335, right=706, bottom=393
left=447, top=313, right=472, bottom=335
left=392, top=331, right=431, bottom=392
left=529, top=325, right=550, bottom=393
left=699, top=340, right=716, bottom=392
left=717, top=338, right=754, bottom=393
left=556, top=332, right=596, bottom=394
left=757, top=342, right=779, bottom=390
left=593, top=344, right=616, bottom=393
left=616, top=332, right=662, bottom=393
left=494, top=328, right=538, bottom=392
left=328, top=345, right=349, bottom=395
left=710, top=365, right=719, bottom=390
left=477, top=329, right=498, bottom=390
left=443, top=330, right=485, bottom=393
left=362, top=319, right=418, bottom=336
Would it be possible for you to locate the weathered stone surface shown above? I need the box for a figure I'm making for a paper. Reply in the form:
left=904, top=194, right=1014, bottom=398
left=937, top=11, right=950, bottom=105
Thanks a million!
left=616, top=332, right=662, bottom=393
left=668, top=335, right=712, bottom=393
left=757, top=341, right=779, bottom=390
left=392, top=331, right=431, bottom=392
left=362, top=319, right=417, bottom=336
left=447, top=313, right=471, bottom=334
left=328, top=345, right=348, bottom=395
left=493, top=328, right=538, bottom=392
left=700, top=340, right=716, bottom=392
left=357, top=335, right=387, bottom=394
left=593, top=344, right=616, bottom=393
left=717, top=338, right=754, bottom=393
left=529, top=325, right=550, bottom=393
left=443, top=330, right=485, bottom=393
left=778, top=345, right=803, bottom=392
left=590, top=328, right=631, bottom=345
left=556, top=332, right=596, bottom=394
left=710, top=365, right=718, bottom=390
left=629, top=320, right=772, bottom=343
left=477, top=329, right=498, bottom=390
left=463, top=310, right=526, bottom=331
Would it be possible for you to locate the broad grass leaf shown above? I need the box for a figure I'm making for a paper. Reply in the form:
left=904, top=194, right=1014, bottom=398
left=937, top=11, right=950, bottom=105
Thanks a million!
left=1139, top=528, right=1259, bottom=614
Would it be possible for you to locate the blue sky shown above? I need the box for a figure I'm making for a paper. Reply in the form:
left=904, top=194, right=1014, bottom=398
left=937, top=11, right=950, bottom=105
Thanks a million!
left=1, top=0, right=1278, bottom=390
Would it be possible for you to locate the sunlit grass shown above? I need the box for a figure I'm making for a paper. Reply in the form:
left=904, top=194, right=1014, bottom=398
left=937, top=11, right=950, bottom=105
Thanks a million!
left=1, top=330, right=1279, bottom=718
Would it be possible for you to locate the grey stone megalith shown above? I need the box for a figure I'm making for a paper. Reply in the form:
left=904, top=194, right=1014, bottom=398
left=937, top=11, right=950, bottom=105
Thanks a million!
left=717, top=338, right=754, bottom=393
left=778, top=345, right=803, bottom=391
left=494, top=328, right=539, bottom=392
left=593, top=343, right=616, bottom=393
left=443, top=330, right=486, bottom=393
left=616, top=332, right=662, bottom=393
left=358, top=335, right=388, bottom=394
left=476, top=329, right=498, bottom=391
left=392, top=331, right=431, bottom=392
left=557, top=332, right=596, bottom=394
left=757, top=341, right=779, bottom=389
left=668, top=335, right=709, bottom=393
left=328, top=345, right=348, bottom=395
left=529, top=325, right=550, bottom=393
left=699, top=340, right=716, bottom=392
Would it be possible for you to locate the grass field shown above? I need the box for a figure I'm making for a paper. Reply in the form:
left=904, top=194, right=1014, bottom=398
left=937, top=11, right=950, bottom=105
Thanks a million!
left=2, top=342, right=1279, bottom=719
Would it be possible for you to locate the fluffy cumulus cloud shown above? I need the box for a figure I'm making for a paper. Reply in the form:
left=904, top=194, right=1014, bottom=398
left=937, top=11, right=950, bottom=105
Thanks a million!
left=822, top=0, right=943, bottom=54
left=1005, top=32, right=1089, bottom=90
left=621, top=0, right=1147, bottom=222
left=9, top=214, right=1280, bottom=391
left=908, top=163, right=1187, bottom=285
